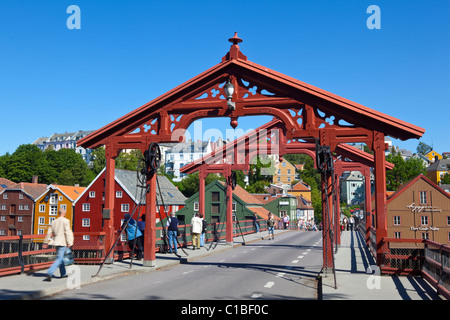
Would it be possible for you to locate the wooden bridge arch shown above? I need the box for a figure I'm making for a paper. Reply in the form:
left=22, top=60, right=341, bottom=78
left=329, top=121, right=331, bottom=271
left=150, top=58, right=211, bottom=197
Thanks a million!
left=78, top=33, right=424, bottom=268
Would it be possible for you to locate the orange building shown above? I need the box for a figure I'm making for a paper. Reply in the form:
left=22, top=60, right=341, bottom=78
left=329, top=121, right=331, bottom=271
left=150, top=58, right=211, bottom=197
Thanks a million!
left=288, top=181, right=311, bottom=201
left=273, top=159, right=296, bottom=184
left=34, top=184, right=85, bottom=237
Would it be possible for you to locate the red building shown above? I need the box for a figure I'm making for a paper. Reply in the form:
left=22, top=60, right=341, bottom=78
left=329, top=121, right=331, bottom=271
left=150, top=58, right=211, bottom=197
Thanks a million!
left=73, top=168, right=186, bottom=243
left=0, top=181, right=48, bottom=236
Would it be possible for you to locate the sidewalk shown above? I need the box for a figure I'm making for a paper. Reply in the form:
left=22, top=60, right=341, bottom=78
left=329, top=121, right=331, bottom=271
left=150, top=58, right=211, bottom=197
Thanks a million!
left=321, top=230, right=443, bottom=300
left=0, top=229, right=281, bottom=300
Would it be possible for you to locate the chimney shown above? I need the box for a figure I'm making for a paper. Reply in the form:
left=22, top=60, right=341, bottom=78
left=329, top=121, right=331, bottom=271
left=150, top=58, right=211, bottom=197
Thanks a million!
left=32, top=176, right=38, bottom=184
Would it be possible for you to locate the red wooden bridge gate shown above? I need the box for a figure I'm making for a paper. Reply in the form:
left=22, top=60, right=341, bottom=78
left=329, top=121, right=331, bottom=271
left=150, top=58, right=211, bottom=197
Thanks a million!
left=78, top=33, right=424, bottom=271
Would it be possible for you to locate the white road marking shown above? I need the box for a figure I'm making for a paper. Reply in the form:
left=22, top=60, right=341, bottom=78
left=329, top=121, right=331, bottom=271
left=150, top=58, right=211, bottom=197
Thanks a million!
left=298, top=255, right=304, bottom=259
left=292, top=259, right=299, bottom=263
left=276, top=272, right=286, bottom=278
left=264, top=281, right=275, bottom=288
left=251, top=293, right=262, bottom=298
left=306, top=249, right=311, bottom=252
left=182, top=270, right=194, bottom=275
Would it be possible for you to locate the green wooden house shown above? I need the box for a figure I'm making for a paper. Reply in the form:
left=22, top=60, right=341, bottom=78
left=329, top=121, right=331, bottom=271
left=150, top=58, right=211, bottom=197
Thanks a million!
left=263, top=194, right=297, bottom=222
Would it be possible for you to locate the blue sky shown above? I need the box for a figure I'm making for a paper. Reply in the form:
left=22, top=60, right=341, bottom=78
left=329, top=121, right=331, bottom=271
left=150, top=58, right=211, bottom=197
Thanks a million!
left=0, top=0, right=448, bottom=156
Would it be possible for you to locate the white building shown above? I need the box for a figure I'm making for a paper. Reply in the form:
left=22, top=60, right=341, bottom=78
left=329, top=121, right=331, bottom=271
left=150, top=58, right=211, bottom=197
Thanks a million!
left=165, top=140, right=213, bottom=182
left=339, top=170, right=374, bottom=205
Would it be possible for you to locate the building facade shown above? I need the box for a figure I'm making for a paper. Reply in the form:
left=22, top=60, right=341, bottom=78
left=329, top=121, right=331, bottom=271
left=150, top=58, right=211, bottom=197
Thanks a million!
left=426, top=158, right=450, bottom=185
left=34, top=184, right=86, bottom=237
left=73, top=169, right=186, bottom=242
left=0, top=182, right=47, bottom=236
left=385, top=175, right=450, bottom=244
left=272, top=159, right=296, bottom=184
left=33, top=130, right=95, bottom=164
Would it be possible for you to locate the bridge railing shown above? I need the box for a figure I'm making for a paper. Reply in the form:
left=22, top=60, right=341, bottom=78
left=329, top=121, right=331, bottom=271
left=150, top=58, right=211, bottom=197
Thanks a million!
left=0, top=218, right=266, bottom=277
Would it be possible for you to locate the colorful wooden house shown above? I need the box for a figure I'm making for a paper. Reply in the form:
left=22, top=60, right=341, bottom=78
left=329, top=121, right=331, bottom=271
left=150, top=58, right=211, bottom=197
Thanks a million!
left=0, top=182, right=47, bottom=236
left=73, top=168, right=186, bottom=241
left=34, top=184, right=86, bottom=237
left=272, top=159, right=296, bottom=184
left=288, top=181, right=312, bottom=201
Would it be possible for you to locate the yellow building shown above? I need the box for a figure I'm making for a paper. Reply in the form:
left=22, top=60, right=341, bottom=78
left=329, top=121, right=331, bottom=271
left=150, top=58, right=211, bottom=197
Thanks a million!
left=273, top=159, right=296, bottom=184
left=34, top=184, right=86, bottom=237
left=425, top=150, right=442, bottom=163
left=288, top=181, right=312, bottom=201
left=426, top=159, right=450, bottom=185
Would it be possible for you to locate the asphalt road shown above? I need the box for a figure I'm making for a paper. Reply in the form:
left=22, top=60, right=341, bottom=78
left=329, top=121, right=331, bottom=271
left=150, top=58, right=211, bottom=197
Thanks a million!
left=46, top=230, right=323, bottom=300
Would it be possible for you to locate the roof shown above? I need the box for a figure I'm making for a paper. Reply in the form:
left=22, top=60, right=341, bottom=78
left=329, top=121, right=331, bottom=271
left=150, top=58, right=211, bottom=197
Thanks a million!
left=49, top=184, right=86, bottom=202
left=427, top=158, right=450, bottom=172
left=3, top=182, right=48, bottom=200
left=248, top=206, right=281, bottom=221
left=289, top=181, right=311, bottom=192
left=218, top=181, right=263, bottom=206
left=387, top=174, right=450, bottom=204
left=296, top=195, right=313, bottom=209
left=0, top=177, right=15, bottom=191
left=114, top=169, right=186, bottom=205
left=78, top=35, right=425, bottom=151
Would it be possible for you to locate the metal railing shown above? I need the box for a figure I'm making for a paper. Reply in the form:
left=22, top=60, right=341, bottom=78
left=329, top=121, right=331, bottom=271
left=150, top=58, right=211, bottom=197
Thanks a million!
left=355, top=220, right=450, bottom=299
left=0, top=219, right=268, bottom=277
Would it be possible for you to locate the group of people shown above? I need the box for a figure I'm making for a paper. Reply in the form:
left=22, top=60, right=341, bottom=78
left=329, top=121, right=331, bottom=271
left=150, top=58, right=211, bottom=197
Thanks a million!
left=341, top=215, right=355, bottom=231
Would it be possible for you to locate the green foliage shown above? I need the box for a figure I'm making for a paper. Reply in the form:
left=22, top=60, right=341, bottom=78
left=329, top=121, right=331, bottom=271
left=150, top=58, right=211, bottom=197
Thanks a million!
left=0, top=144, right=95, bottom=186
left=416, top=142, right=432, bottom=155
left=385, top=149, right=426, bottom=191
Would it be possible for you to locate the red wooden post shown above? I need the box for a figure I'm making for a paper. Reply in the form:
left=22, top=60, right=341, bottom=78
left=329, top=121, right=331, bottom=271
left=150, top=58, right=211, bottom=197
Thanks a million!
left=334, top=171, right=341, bottom=247
left=143, top=171, right=157, bottom=267
left=199, top=169, right=206, bottom=217
left=364, top=166, right=372, bottom=246
left=103, top=142, right=116, bottom=264
left=226, top=174, right=233, bottom=245
left=373, top=132, right=387, bottom=266
left=322, top=174, right=334, bottom=272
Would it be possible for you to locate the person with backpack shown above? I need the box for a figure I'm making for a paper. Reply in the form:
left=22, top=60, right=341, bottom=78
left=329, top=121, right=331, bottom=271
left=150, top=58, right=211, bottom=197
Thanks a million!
left=200, top=213, right=207, bottom=247
left=121, top=213, right=143, bottom=260
left=166, top=212, right=179, bottom=256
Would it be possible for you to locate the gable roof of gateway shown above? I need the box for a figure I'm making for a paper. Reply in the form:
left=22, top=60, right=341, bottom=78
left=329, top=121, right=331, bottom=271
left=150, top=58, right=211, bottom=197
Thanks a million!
left=78, top=34, right=425, bottom=151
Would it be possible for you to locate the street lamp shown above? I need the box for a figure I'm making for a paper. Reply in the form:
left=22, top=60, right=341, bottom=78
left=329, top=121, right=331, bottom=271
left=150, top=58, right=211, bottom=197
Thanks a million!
left=224, top=79, right=236, bottom=110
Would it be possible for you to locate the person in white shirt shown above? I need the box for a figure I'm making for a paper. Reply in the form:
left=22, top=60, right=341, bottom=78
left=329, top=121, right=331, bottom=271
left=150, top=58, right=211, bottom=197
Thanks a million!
left=190, top=212, right=203, bottom=250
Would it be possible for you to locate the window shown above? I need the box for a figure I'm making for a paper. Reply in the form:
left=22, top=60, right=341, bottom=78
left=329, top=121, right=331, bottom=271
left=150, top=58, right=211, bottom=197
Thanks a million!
left=287, top=169, right=291, bottom=175
left=211, top=192, right=220, bottom=202
left=0, top=216, right=6, bottom=221
left=82, top=219, right=90, bottom=227
left=121, top=204, right=130, bottom=212
left=19, top=193, right=24, bottom=199
left=277, top=169, right=281, bottom=175
left=3, top=194, right=7, bottom=199
left=394, top=232, right=401, bottom=239
left=82, top=203, right=90, bottom=212
left=287, top=176, right=291, bottom=182
left=0, top=229, right=6, bottom=235
left=232, top=202, right=236, bottom=212
left=50, top=205, right=58, bottom=215
left=211, top=203, right=220, bottom=214
left=38, top=217, right=45, bottom=225
left=50, top=194, right=57, bottom=205
left=49, top=217, right=55, bottom=224
left=39, top=204, right=45, bottom=212
left=420, top=216, right=428, bottom=226
left=447, top=216, right=450, bottom=226
left=60, top=204, right=67, bottom=211
left=0, top=205, right=5, bottom=210
left=19, top=205, right=24, bottom=210
left=421, top=232, right=429, bottom=240
left=116, top=191, right=122, bottom=198
left=282, top=162, right=286, bottom=167
left=193, top=202, right=199, bottom=211
left=393, top=216, right=401, bottom=226
left=277, top=176, right=281, bottom=182
left=419, top=191, right=427, bottom=205
left=24, top=205, right=29, bottom=210
left=17, top=216, right=23, bottom=222
left=83, top=235, right=90, bottom=241
left=89, top=191, right=96, bottom=198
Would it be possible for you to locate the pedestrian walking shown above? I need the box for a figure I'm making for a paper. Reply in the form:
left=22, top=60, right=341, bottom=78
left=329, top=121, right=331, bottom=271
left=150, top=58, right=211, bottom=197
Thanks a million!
left=349, top=216, right=355, bottom=231
left=122, top=213, right=143, bottom=260
left=166, top=212, right=179, bottom=255
left=43, top=208, right=74, bottom=282
left=343, top=217, right=348, bottom=231
left=200, top=214, right=207, bottom=247
left=190, top=212, right=203, bottom=250
left=267, top=213, right=275, bottom=240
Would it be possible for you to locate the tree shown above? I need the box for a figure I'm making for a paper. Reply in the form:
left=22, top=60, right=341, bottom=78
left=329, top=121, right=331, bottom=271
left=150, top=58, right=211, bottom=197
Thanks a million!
left=386, top=150, right=426, bottom=191
left=416, top=142, right=432, bottom=155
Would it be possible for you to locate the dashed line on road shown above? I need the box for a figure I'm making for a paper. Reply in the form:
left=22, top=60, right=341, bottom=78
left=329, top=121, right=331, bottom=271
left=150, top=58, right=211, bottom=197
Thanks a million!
left=251, top=293, right=262, bottom=298
left=292, top=259, right=299, bottom=263
left=264, top=281, right=275, bottom=288
left=276, top=272, right=285, bottom=278
left=182, top=270, right=194, bottom=275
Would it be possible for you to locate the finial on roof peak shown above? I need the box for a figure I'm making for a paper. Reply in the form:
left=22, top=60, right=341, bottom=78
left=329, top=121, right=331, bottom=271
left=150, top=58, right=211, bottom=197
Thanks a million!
left=228, top=32, right=243, bottom=45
